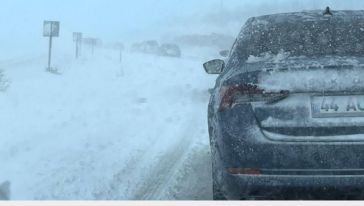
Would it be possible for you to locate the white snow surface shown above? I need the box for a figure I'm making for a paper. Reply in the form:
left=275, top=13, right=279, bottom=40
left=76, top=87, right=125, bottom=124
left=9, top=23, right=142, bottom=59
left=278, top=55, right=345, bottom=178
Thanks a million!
left=259, top=66, right=364, bottom=92
left=246, top=50, right=291, bottom=64
left=0, top=49, right=215, bottom=200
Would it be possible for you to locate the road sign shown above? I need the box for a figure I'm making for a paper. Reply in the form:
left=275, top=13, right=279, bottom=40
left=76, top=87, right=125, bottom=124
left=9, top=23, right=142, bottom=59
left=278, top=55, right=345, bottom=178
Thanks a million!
left=73, top=32, right=83, bottom=59
left=43, top=21, right=60, bottom=37
left=83, top=38, right=98, bottom=55
left=83, top=38, right=97, bottom=45
left=114, top=42, right=124, bottom=62
left=73, top=32, right=82, bottom=42
left=43, top=20, right=60, bottom=72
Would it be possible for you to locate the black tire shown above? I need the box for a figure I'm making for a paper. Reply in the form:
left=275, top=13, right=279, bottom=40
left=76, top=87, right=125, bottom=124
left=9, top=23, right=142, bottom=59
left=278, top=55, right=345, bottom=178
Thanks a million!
left=210, top=129, right=227, bottom=200
left=212, top=160, right=227, bottom=200
left=213, top=178, right=226, bottom=200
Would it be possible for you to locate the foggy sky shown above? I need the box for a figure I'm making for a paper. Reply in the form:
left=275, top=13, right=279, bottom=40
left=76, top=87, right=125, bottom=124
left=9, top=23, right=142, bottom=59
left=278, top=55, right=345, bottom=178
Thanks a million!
left=1, top=0, right=364, bottom=58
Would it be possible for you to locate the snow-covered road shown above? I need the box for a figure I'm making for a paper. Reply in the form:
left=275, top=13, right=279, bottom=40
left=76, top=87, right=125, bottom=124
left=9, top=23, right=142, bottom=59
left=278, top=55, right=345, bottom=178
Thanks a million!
left=0, top=48, right=216, bottom=200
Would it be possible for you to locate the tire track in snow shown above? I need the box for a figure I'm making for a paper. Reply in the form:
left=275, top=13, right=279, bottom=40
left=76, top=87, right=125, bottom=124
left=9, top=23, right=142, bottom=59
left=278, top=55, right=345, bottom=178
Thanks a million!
left=92, top=139, right=161, bottom=199
left=80, top=63, right=212, bottom=200
left=93, top=119, right=199, bottom=200
left=130, top=122, right=198, bottom=199
left=128, top=107, right=211, bottom=200
left=128, top=90, right=212, bottom=200
left=158, top=144, right=212, bottom=200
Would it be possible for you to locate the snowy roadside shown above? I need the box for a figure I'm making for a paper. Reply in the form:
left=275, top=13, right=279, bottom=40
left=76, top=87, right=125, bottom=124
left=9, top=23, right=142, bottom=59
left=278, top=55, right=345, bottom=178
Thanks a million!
left=0, top=48, right=215, bottom=200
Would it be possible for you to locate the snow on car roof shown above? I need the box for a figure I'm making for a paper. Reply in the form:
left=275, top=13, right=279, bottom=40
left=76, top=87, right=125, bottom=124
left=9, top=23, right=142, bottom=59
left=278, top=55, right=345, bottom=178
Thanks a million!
left=244, top=54, right=364, bottom=72
left=251, top=10, right=364, bottom=24
left=230, top=10, right=364, bottom=63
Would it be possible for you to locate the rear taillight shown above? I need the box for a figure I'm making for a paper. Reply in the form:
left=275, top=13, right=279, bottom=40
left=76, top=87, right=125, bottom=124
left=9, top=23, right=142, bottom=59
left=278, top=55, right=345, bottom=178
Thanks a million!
left=218, top=83, right=289, bottom=112
left=227, top=168, right=261, bottom=175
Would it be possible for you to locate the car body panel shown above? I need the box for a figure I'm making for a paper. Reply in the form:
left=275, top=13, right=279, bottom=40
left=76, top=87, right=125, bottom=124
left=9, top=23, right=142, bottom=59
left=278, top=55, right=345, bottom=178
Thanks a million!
left=208, top=10, right=364, bottom=199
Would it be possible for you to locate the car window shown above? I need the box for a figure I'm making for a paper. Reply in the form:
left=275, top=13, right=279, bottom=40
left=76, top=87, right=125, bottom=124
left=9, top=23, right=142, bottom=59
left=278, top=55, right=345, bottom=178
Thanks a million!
left=228, top=11, right=364, bottom=67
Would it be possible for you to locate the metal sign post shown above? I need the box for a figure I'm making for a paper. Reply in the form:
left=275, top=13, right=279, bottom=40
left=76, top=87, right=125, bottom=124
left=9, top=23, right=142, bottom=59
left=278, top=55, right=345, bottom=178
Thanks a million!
left=43, top=21, right=60, bottom=72
left=83, top=38, right=97, bottom=56
left=73, top=32, right=83, bottom=59
left=115, top=42, right=124, bottom=63
left=120, top=45, right=124, bottom=63
left=48, top=34, right=53, bottom=69
left=114, top=42, right=124, bottom=77
left=92, top=40, right=94, bottom=55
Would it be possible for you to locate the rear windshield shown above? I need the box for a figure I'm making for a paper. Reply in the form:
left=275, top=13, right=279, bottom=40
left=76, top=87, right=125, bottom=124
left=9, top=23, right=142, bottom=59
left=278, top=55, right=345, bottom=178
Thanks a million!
left=228, top=11, right=364, bottom=69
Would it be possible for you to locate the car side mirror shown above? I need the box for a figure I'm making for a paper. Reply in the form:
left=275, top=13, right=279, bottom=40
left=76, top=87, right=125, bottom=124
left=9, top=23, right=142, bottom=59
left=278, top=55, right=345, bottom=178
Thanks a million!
left=203, top=59, right=225, bottom=74
left=219, top=50, right=230, bottom=57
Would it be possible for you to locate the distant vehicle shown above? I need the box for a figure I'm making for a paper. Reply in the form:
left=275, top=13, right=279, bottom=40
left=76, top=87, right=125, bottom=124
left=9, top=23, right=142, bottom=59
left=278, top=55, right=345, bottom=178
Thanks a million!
left=219, top=50, right=230, bottom=58
left=204, top=8, right=364, bottom=200
left=133, top=40, right=159, bottom=54
left=131, top=41, right=181, bottom=58
left=158, top=43, right=181, bottom=57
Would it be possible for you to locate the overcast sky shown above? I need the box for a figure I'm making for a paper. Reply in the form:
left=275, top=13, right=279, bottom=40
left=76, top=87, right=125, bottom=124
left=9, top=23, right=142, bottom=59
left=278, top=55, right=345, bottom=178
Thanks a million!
left=2, top=0, right=364, bottom=40
left=0, top=0, right=226, bottom=41
left=2, top=0, right=364, bottom=57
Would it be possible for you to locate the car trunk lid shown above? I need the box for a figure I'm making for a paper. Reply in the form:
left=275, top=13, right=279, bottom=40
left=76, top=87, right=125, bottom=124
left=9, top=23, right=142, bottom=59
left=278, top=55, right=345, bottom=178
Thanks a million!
left=222, top=56, right=364, bottom=140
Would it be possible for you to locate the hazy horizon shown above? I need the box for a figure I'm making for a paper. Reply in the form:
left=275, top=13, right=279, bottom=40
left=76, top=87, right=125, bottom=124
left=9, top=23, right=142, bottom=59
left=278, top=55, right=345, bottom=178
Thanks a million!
left=2, top=0, right=364, bottom=58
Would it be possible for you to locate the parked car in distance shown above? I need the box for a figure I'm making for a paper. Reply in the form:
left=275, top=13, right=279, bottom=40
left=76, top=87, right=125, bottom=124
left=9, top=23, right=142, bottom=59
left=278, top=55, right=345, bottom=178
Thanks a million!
left=158, top=43, right=181, bottom=58
left=219, top=50, right=230, bottom=58
left=131, top=41, right=181, bottom=58
left=131, top=40, right=160, bottom=54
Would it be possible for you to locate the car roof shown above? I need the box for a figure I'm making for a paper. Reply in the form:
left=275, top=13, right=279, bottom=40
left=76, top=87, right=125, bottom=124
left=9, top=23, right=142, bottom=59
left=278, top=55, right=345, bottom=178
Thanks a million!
left=232, top=9, right=364, bottom=61
left=251, top=10, right=364, bottom=24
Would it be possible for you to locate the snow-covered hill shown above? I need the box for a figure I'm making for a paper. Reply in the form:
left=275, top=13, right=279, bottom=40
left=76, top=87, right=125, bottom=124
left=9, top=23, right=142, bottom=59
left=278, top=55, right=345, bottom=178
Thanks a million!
left=0, top=48, right=216, bottom=200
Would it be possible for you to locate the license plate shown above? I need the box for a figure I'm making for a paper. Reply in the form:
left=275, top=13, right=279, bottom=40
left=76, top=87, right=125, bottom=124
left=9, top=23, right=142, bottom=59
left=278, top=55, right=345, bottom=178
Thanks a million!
left=311, top=95, right=364, bottom=118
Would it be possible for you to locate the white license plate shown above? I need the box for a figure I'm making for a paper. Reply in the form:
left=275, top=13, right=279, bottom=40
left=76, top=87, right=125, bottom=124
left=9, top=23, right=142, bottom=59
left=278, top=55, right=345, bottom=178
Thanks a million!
left=311, top=95, right=364, bottom=118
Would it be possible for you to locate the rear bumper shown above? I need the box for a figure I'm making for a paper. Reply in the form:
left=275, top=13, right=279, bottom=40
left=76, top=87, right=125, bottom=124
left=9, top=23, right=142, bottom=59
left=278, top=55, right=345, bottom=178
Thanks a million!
left=222, top=171, right=364, bottom=199
left=211, top=104, right=364, bottom=199
left=213, top=104, right=364, bottom=169
left=262, top=129, right=364, bottom=142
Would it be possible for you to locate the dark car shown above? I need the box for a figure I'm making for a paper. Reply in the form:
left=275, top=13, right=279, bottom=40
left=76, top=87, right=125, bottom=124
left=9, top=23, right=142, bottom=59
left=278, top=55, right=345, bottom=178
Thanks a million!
left=131, top=40, right=160, bottom=54
left=159, top=44, right=181, bottom=57
left=158, top=43, right=181, bottom=57
left=131, top=41, right=182, bottom=57
left=204, top=9, right=364, bottom=200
